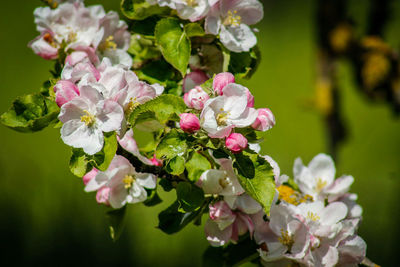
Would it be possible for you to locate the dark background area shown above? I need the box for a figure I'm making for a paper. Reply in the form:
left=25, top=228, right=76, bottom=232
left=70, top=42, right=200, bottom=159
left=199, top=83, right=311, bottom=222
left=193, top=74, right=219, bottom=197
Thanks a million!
left=0, top=0, right=399, bottom=266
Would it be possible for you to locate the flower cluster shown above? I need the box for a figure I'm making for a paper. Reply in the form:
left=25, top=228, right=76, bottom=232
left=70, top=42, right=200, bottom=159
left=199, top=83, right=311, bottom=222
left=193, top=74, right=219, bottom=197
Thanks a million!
left=0, top=1, right=372, bottom=266
left=147, top=0, right=263, bottom=52
left=29, top=0, right=132, bottom=67
left=254, top=154, right=366, bottom=267
left=182, top=71, right=275, bottom=153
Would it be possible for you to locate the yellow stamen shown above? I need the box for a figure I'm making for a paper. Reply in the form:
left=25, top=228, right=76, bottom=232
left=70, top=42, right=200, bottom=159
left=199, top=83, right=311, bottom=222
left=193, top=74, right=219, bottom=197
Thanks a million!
left=67, top=31, right=77, bottom=43
left=99, top=36, right=117, bottom=51
left=278, top=229, right=294, bottom=250
left=224, top=10, right=242, bottom=27
left=123, top=174, right=135, bottom=189
left=277, top=185, right=313, bottom=205
left=216, top=109, right=229, bottom=126
left=125, top=97, right=139, bottom=114
left=315, top=178, right=327, bottom=192
left=219, top=175, right=231, bottom=188
left=80, top=110, right=95, bottom=127
left=307, top=212, right=320, bottom=222
left=185, top=0, right=197, bottom=7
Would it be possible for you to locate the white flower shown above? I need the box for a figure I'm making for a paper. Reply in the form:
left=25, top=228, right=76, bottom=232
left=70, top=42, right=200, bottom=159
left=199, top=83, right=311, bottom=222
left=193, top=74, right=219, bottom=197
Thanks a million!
left=58, top=85, right=124, bottom=155
left=148, top=0, right=214, bottom=22
left=296, top=201, right=348, bottom=238
left=257, top=202, right=310, bottom=262
left=293, top=153, right=354, bottom=200
left=200, top=83, right=258, bottom=138
left=197, top=158, right=244, bottom=196
left=205, top=0, right=263, bottom=52
left=205, top=200, right=255, bottom=246
left=29, top=1, right=132, bottom=67
left=85, top=155, right=157, bottom=209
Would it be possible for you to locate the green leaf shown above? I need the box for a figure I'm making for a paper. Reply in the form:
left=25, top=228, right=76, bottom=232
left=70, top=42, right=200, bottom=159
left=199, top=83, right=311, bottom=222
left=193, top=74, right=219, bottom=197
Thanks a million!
left=69, top=148, right=92, bottom=177
left=90, top=132, right=118, bottom=171
left=155, top=18, right=190, bottom=76
left=166, top=156, right=185, bottom=175
left=158, top=200, right=204, bottom=234
left=155, top=129, right=188, bottom=160
left=128, top=16, right=160, bottom=36
left=69, top=132, right=118, bottom=177
left=212, top=149, right=230, bottom=159
left=143, top=189, right=163, bottom=206
left=135, top=59, right=178, bottom=86
left=1, top=93, right=59, bottom=133
left=185, top=152, right=211, bottom=182
left=234, top=153, right=255, bottom=178
left=235, top=151, right=276, bottom=215
left=228, top=46, right=261, bottom=79
left=176, top=182, right=205, bottom=212
left=129, top=95, right=186, bottom=128
left=121, top=0, right=169, bottom=20
left=159, top=178, right=174, bottom=192
left=106, top=206, right=127, bottom=241
left=184, top=23, right=205, bottom=37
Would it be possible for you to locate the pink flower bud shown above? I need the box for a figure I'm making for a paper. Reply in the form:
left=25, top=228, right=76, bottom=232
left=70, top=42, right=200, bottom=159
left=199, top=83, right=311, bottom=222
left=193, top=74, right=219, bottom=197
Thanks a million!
left=150, top=154, right=163, bottom=167
left=225, top=133, right=248, bottom=153
left=179, top=113, right=201, bottom=133
left=183, top=70, right=209, bottom=93
left=96, top=187, right=110, bottom=205
left=245, top=88, right=254, bottom=107
left=82, top=168, right=99, bottom=186
left=54, top=80, right=80, bottom=107
left=251, top=108, right=275, bottom=131
left=213, top=72, right=235, bottom=95
left=183, top=86, right=210, bottom=110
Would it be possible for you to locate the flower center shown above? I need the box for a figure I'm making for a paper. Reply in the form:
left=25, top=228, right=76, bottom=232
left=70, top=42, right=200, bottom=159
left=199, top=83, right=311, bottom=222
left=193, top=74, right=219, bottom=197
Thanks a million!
left=223, top=10, right=242, bottom=27
left=99, top=36, right=117, bottom=51
left=123, top=174, right=136, bottom=189
left=216, top=109, right=229, bottom=126
left=315, top=178, right=327, bottom=192
left=80, top=110, right=96, bottom=127
left=307, top=212, right=320, bottom=222
left=278, top=229, right=294, bottom=251
left=277, top=185, right=313, bottom=205
left=125, top=97, right=139, bottom=114
left=219, top=174, right=231, bottom=188
left=67, top=31, right=77, bottom=43
left=185, top=0, right=197, bottom=7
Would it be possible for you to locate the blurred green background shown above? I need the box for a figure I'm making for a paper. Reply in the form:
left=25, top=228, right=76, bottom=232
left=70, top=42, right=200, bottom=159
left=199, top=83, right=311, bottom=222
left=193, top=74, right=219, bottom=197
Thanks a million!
left=0, top=0, right=399, bottom=266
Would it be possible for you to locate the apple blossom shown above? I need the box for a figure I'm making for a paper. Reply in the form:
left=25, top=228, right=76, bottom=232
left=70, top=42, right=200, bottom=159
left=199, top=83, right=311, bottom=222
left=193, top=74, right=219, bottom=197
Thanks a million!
left=183, top=70, right=209, bottom=93
left=53, top=80, right=80, bottom=107
left=184, top=86, right=210, bottom=110
left=257, top=202, right=311, bottom=262
left=58, top=85, right=124, bottom=155
left=179, top=113, right=201, bottom=133
left=252, top=108, right=275, bottom=131
left=82, top=167, right=99, bottom=186
left=293, top=153, right=355, bottom=200
left=197, top=158, right=244, bottom=196
left=205, top=0, right=264, bottom=52
left=29, top=1, right=131, bottom=66
left=205, top=200, right=255, bottom=246
left=200, top=83, right=258, bottom=138
left=213, top=72, right=235, bottom=95
left=85, top=155, right=157, bottom=209
left=225, top=132, right=248, bottom=153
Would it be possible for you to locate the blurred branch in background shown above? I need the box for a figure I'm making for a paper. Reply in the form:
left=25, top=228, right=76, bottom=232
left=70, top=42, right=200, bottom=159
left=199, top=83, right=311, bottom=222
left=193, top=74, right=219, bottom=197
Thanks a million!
left=314, top=0, right=400, bottom=160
